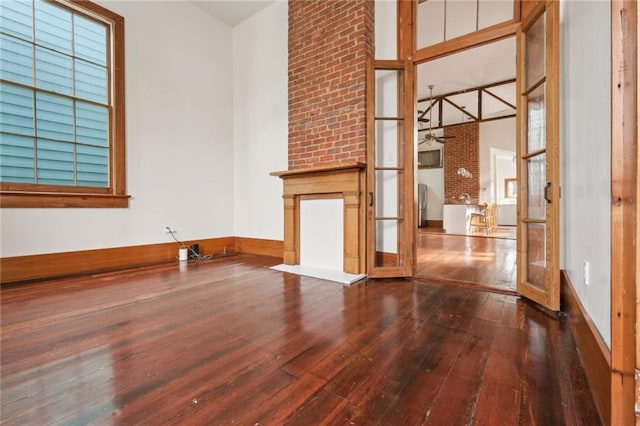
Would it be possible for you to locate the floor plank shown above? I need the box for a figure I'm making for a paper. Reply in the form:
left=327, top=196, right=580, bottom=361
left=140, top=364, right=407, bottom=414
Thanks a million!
left=0, top=255, right=601, bottom=425
left=416, top=231, right=517, bottom=292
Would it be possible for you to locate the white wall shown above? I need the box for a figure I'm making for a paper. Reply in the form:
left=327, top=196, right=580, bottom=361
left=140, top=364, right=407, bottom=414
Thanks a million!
left=494, top=155, right=516, bottom=204
left=560, top=0, right=611, bottom=347
left=479, top=117, right=516, bottom=204
left=0, top=1, right=234, bottom=257
left=375, top=0, right=396, bottom=59
left=232, top=1, right=288, bottom=240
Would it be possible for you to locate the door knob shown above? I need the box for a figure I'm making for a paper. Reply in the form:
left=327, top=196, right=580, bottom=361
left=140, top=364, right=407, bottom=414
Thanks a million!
left=544, top=182, right=552, bottom=204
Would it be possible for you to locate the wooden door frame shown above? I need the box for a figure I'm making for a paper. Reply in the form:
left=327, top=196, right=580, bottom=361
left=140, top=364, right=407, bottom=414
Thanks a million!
left=610, top=1, right=637, bottom=424
left=397, top=0, right=639, bottom=422
left=366, top=59, right=415, bottom=278
left=515, top=1, right=561, bottom=311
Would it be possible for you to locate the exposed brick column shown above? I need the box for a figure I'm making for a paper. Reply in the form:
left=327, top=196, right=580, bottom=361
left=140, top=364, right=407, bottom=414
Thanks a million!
left=443, top=122, right=480, bottom=202
left=288, top=0, right=374, bottom=170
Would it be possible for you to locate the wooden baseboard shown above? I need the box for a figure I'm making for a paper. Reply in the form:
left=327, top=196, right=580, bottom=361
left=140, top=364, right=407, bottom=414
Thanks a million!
left=1, top=236, right=283, bottom=284
left=561, top=270, right=610, bottom=424
left=424, top=220, right=443, bottom=228
left=235, top=237, right=283, bottom=258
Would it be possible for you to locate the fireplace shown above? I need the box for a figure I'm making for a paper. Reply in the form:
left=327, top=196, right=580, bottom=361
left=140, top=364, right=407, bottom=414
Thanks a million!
left=272, top=163, right=366, bottom=274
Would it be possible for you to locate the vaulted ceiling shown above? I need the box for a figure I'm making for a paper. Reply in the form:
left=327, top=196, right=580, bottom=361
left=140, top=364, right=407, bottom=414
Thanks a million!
left=190, top=0, right=275, bottom=27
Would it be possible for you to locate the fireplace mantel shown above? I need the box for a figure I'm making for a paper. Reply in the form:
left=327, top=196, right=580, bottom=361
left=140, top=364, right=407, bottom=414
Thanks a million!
left=270, top=162, right=366, bottom=178
left=272, top=162, right=366, bottom=274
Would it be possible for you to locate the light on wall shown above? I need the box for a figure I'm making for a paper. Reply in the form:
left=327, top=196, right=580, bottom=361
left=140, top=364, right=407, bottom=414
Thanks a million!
left=457, top=167, right=473, bottom=178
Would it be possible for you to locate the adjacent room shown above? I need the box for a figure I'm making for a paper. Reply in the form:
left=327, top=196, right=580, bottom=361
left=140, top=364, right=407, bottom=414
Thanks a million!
left=414, top=37, right=518, bottom=291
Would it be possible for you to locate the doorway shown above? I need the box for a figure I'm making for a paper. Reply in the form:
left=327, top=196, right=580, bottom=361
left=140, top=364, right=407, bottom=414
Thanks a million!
left=414, top=37, right=518, bottom=292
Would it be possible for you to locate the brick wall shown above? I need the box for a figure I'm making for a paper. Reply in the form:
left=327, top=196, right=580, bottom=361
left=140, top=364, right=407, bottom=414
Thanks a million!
left=444, top=122, right=480, bottom=202
left=288, top=0, right=374, bottom=170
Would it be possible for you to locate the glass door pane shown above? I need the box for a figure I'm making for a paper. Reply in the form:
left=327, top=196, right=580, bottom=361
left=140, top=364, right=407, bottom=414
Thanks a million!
left=367, top=60, right=413, bottom=277
left=526, top=153, right=546, bottom=220
left=525, top=11, right=545, bottom=88
left=516, top=2, right=560, bottom=311
left=526, top=83, right=546, bottom=153
left=373, top=67, right=402, bottom=269
left=526, top=222, right=546, bottom=291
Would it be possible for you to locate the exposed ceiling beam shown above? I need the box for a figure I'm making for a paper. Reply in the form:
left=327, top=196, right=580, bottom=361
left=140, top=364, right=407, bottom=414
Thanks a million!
left=417, top=78, right=515, bottom=103
left=416, top=79, right=516, bottom=130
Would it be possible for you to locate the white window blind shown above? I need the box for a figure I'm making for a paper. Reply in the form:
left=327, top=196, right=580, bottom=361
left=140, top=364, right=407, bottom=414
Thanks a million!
left=0, top=0, right=109, bottom=187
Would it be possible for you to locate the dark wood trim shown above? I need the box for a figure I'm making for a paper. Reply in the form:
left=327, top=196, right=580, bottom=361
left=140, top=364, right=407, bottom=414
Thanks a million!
left=610, top=1, right=638, bottom=423
left=0, top=192, right=130, bottom=208
left=416, top=79, right=516, bottom=103
left=513, top=0, right=522, bottom=22
left=413, top=20, right=519, bottom=64
left=0, top=0, right=127, bottom=208
left=417, top=114, right=516, bottom=133
left=270, top=162, right=366, bottom=178
left=561, top=270, right=610, bottom=424
left=111, top=3, right=126, bottom=197
left=519, top=0, right=539, bottom=19
left=423, top=220, right=443, bottom=228
left=397, top=0, right=413, bottom=59
left=482, top=86, right=517, bottom=110
left=442, top=97, right=478, bottom=120
left=235, top=237, right=284, bottom=259
left=0, top=236, right=285, bottom=284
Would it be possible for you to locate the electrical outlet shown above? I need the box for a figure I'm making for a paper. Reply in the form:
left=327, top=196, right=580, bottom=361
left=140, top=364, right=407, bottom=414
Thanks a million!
left=583, top=260, right=591, bottom=286
left=165, top=226, right=176, bottom=234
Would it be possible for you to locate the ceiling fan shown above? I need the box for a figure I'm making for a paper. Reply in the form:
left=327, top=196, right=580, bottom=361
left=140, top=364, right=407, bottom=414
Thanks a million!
left=418, top=85, right=455, bottom=146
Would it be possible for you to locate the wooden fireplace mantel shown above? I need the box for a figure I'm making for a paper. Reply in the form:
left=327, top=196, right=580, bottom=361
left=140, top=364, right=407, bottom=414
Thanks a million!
left=270, top=162, right=366, bottom=178
left=272, top=162, right=366, bottom=274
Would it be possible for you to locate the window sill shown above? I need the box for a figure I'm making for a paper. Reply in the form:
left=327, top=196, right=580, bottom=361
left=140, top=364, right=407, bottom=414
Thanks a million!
left=0, top=191, right=131, bottom=208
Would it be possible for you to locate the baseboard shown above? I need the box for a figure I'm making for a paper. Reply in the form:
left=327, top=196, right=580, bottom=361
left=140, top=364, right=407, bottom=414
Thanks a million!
left=1, top=237, right=283, bottom=284
left=235, top=237, right=283, bottom=258
left=561, top=270, right=610, bottom=424
left=425, top=220, right=443, bottom=228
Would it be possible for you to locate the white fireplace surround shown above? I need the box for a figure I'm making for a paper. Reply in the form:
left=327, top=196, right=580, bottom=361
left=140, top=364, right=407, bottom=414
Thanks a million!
left=299, top=199, right=343, bottom=270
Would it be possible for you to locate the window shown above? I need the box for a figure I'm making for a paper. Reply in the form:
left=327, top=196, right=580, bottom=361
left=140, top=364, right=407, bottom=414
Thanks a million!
left=504, top=178, right=517, bottom=198
left=417, top=148, right=442, bottom=169
left=0, top=0, right=126, bottom=207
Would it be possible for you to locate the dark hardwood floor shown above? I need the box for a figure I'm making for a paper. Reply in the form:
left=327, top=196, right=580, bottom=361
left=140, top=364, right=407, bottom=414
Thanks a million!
left=1, top=255, right=600, bottom=425
left=416, top=229, right=517, bottom=292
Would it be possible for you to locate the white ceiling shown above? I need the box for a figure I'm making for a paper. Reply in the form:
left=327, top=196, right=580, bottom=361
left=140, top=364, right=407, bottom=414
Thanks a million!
left=190, top=0, right=275, bottom=27
left=188, top=0, right=515, bottom=109
left=417, top=37, right=516, bottom=99
left=416, top=37, right=516, bottom=128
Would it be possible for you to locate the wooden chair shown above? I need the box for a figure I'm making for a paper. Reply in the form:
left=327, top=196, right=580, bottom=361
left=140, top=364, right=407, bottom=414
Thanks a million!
left=469, top=203, right=498, bottom=234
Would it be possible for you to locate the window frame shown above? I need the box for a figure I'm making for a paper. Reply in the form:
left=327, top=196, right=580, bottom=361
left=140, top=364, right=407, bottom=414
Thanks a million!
left=417, top=147, right=443, bottom=169
left=0, top=0, right=127, bottom=208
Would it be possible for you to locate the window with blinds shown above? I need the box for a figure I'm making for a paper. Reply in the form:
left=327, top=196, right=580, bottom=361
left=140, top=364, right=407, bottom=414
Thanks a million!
left=0, top=0, right=110, bottom=188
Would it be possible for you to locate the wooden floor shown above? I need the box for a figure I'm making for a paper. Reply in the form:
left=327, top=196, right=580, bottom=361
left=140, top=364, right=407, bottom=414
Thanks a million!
left=1, top=255, right=600, bottom=425
left=420, top=226, right=517, bottom=240
left=416, top=230, right=517, bottom=292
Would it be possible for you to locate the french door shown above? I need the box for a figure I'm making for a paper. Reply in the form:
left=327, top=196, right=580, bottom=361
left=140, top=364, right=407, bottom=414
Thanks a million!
left=516, top=1, right=560, bottom=311
left=366, top=59, right=415, bottom=278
